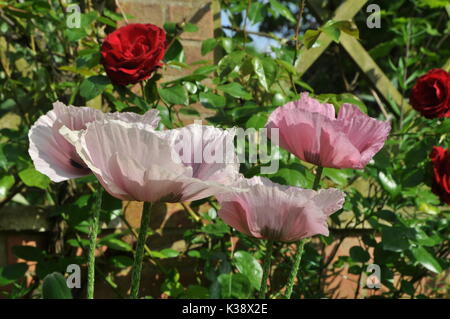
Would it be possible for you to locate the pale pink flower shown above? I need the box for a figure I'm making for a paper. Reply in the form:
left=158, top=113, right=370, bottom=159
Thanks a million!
left=159, top=124, right=239, bottom=186
left=60, top=120, right=240, bottom=203
left=28, top=101, right=159, bottom=182
left=265, top=93, right=391, bottom=169
left=217, top=176, right=345, bottom=242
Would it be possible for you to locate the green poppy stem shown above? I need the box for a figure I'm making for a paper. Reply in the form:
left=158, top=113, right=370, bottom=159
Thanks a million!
left=86, top=187, right=103, bottom=299
left=130, top=201, right=152, bottom=299
left=312, top=166, right=323, bottom=191
left=285, top=166, right=323, bottom=299
left=260, top=240, right=274, bottom=299
left=285, top=239, right=306, bottom=299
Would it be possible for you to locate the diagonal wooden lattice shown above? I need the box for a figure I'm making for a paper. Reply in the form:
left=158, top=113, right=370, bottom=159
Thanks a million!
left=300, top=0, right=411, bottom=110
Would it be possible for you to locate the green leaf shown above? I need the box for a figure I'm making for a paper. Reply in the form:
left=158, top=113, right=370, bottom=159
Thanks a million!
left=321, top=21, right=341, bottom=43
left=110, top=255, right=133, bottom=268
left=76, top=51, right=101, bottom=69
left=185, top=285, right=209, bottom=298
left=64, top=28, right=87, bottom=42
left=333, top=20, right=359, bottom=39
left=179, top=107, right=200, bottom=116
left=417, top=0, right=450, bottom=8
left=217, top=273, right=252, bottom=298
left=269, top=163, right=314, bottom=188
left=269, top=0, right=296, bottom=23
left=272, top=92, right=287, bottom=106
left=183, top=23, right=199, bottom=33
left=164, top=39, right=184, bottom=63
left=217, top=83, right=252, bottom=100
left=349, top=246, right=370, bottom=263
left=303, top=29, right=321, bottom=49
left=79, top=75, right=110, bottom=101
left=97, top=16, right=116, bottom=28
left=0, top=263, right=28, bottom=286
left=220, top=38, right=234, bottom=54
left=252, top=57, right=268, bottom=91
left=245, top=112, right=268, bottom=129
left=0, top=175, right=15, bottom=199
left=12, top=246, right=44, bottom=262
left=99, top=238, right=132, bottom=252
left=18, top=168, right=51, bottom=189
left=248, top=2, right=265, bottom=23
left=381, top=227, right=412, bottom=252
left=161, top=248, right=180, bottom=258
left=199, top=92, right=226, bottom=109
left=201, top=38, right=217, bottom=56
left=201, top=220, right=230, bottom=237
left=158, top=85, right=189, bottom=106
left=323, top=168, right=354, bottom=186
left=410, top=246, right=442, bottom=274
left=42, top=272, right=72, bottom=299
left=233, top=251, right=263, bottom=290
left=378, top=171, right=400, bottom=196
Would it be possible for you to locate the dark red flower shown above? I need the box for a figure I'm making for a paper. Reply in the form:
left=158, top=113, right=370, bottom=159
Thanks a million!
left=410, top=69, right=450, bottom=119
left=101, top=23, right=166, bottom=85
left=430, top=146, right=450, bottom=205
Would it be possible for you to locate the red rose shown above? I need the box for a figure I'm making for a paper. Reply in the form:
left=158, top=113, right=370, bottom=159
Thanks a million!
left=101, top=23, right=166, bottom=85
left=430, top=146, right=450, bottom=205
left=410, top=69, right=450, bottom=119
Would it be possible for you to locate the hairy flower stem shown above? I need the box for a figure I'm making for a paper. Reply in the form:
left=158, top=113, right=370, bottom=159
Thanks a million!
left=312, top=166, right=324, bottom=191
left=260, top=240, right=274, bottom=299
left=285, top=239, right=306, bottom=299
left=130, top=201, right=152, bottom=299
left=87, top=187, right=103, bottom=299
left=285, top=166, right=323, bottom=299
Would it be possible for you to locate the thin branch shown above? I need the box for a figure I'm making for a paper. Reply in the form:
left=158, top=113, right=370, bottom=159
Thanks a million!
left=115, top=0, right=129, bottom=24
left=294, top=0, right=306, bottom=51
left=222, top=25, right=283, bottom=42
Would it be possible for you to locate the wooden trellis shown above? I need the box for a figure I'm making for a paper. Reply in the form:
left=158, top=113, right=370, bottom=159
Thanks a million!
left=214, top=0, right=450, bottom=112
left=300, top=0, right=410, bottom=110
left=301, top=0, right=450, bottom=111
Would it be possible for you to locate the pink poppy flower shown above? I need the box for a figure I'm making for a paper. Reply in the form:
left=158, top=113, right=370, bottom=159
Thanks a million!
left=60, top=121, right=240, bottom=203
left=28, top=101, right=159, bottom=182
left=265, top=93, right=391, bottom=169
left=159, top=124, right=239, bottom=186
left=217, top=176, right=345, bottom=242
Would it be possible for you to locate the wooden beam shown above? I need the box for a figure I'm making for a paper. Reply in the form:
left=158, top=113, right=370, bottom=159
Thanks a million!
left=298, top=0, right=368, bottom=75
left=340, top=33, right=408, bottom=111
left=301, top=0, right=410, bottom=110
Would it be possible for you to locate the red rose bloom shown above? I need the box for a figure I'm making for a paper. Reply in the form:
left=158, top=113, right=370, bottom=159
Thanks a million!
left=101, top=23, right=166, bottom=85
left=430, top=146, right=450, bottom=205
left=410, top=69, right=450, bottom=119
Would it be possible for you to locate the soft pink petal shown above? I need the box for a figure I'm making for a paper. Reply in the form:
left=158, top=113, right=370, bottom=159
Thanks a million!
left=266, top=94, right=390, bottom=169
left=266, top=107, right=361, bottom=168
left=217, top=176, right=345, bottom=242
left=158, top=124, right=240, bottom=185
left=28, top=101, right=160, bottom=183
left=61, top=120, right=237, bottom=203
left=337, top=104, right=391, bottom=168
left=279, top=92, right=336, bottom=119
left=105, top=109, right=160, bottom=128
left=28, top=110, right=90, bottom=182
left=53, top=101, right=103, bottom=130
left=312, top=188, right=346, bottom=216
left=318, top=125, right=362, bottom=168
